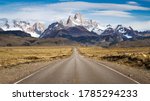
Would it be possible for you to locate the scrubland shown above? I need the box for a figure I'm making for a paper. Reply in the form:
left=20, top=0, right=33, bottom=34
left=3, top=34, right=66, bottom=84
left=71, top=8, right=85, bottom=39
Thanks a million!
left=0, top=46, right=72, bottom=69
left=79, top=47, right=150, bottom=69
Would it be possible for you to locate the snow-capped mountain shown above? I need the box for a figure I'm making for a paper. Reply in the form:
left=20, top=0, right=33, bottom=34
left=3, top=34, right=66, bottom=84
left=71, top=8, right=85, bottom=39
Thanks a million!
left=39, top=12, right=150, bottom=46
left=40, top=13, right=141, bottom=44
left=40, top=22, right=65, bottom=38
left=40, top=21, right=98, bottom=44
left=59, top=13, right=105, bottom=35
left=100, top=24, right=138, bottom=44
left=0, top=28, right=3, bottom=31
left=0, top=18, right=45, bottom=37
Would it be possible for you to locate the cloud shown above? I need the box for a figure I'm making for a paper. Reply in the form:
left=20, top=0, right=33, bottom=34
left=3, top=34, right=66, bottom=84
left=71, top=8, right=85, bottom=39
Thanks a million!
left=125, top=21, right=150, bottom=31
left=46, top=1, right=149, bottom=11
left=0, top=1, right=149, bottom=30
left=4, top=1, right=147, bottom=21
left=92, top=10, right=133, bottom=18
left=59, top=0, right=74, bottom=2
left=127, top=1, right=139, bottom=5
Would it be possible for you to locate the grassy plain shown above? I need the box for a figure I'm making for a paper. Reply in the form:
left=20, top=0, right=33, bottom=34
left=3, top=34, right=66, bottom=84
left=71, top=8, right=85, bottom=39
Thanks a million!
left=79, top=47, right=150, bottom=69
left=0, top=46, right=72, bottom=69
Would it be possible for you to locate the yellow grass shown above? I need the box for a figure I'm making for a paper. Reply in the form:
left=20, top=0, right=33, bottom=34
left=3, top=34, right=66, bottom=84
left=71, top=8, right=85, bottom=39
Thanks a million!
left=0, top=46, right=72, bottom=69
left=79, top=47, right=150, bottom=69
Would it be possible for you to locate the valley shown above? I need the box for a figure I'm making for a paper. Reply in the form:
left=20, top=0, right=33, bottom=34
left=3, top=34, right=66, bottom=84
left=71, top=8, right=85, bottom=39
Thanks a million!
left=0, top=13, right=149, bottom=84
left=0, top=46, right=149, bottom=84
left=0, top=13, right=150, bottom=47
left=0, top=46, right=72, bottom=69
left=79, top=47, right=150, bottom=70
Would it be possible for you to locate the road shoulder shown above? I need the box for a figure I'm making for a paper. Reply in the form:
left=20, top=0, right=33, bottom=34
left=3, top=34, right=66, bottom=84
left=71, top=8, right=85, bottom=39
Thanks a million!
left=0, top=59, right=65, bottom=84
left=87, top=57, right=150, bottom=84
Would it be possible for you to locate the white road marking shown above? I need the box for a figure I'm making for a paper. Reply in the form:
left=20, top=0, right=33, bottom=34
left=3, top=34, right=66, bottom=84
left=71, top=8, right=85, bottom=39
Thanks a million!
left=14, top=64, right=51, bottom=84
left=78, top=52, right=140, bottom=84
left=14, top=48, right=141, bottom=84
left=96, top=61, right=140, bottom=84
left=14, top=59, right=68, bottom=84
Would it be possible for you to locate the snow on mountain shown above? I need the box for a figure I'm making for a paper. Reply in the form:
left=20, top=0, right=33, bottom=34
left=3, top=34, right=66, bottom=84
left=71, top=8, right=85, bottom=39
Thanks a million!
left=40, top=22, right=65, bottom=38
left=66, top=13, right=84, bottom=26
left=124, top=34, right=132, bottom=38
left=59, top=13, right=105, bottom=35
left=0, top=18, right=45, bottom=37
left=115, top=25, right=135, bottom=39
left=100, top=24, right=137, bottom=44
left=115, top=25, right=127, bottom=34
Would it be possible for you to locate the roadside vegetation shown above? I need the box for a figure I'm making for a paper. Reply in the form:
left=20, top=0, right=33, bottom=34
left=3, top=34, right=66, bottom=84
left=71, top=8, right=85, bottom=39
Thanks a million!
left=79, top=47, right=150, bottom=69
left=0, top=46, right=72, bottom=69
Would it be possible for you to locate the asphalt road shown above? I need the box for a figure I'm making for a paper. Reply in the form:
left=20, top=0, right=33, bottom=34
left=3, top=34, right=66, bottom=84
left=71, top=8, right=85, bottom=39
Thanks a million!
left=15, top=48, right=139, bottom=84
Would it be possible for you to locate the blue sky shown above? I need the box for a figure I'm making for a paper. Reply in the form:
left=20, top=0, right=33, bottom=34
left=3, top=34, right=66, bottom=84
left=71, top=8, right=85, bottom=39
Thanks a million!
left=0, top=0, right=150, bottom=30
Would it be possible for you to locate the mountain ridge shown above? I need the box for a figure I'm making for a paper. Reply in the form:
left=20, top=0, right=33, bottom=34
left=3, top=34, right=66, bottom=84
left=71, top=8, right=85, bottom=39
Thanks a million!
left=0, top=18, right=45, bottom=37
left=0, top=13, right=150, bottom=47
left=39, top=13, right=150, bottom=46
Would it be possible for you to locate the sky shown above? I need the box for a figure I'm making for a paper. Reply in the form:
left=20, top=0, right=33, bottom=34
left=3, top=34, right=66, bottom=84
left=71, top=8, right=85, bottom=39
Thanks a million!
left=0, top=0, right=150, bottom=30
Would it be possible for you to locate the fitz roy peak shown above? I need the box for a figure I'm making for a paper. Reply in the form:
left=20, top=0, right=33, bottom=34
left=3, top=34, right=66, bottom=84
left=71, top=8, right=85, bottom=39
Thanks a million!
left=61, top=13, right=105, bottom=35
left=40, top=13, right=140, bottom=44
left=40, top=13, right=105, bottom=43
left=40, top=22, right=98, bottom=43
left=0, top=13, right=149, bottom=46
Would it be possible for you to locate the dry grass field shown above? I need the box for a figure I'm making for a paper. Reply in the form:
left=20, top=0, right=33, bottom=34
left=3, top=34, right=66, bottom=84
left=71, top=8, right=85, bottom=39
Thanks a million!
left=0, top=46, right=72, bottom=69
left=79, top=47, right=150, bottom=69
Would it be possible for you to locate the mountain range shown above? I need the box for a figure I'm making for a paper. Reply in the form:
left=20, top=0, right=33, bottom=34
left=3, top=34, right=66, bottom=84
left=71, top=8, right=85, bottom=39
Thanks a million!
left=64, top=13, right=105, bottom=35
left=0, top=18, right=45, bottom=37
left=0, top=13, right=150, bottom=47
left=40, top=13, right=150, bottom=46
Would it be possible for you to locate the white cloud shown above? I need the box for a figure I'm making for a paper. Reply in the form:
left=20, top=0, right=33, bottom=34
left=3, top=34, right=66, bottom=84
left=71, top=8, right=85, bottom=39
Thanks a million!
left=0, top=1, right=149, bottom=30
left=1, top=1, right=147, bottom=21
left=125, top=21, right=150, bottom=31
left=46, top=1, right=149, bottom=11
left=92, top=10, right=133, bottom=18
left=59, top=0, right=74, bottom=2
left=127, top=1, right=139, bottom=5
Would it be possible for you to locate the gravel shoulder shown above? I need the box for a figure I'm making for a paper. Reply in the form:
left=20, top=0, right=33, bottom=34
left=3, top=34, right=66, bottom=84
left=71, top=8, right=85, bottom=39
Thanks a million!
left=0, top=60, right=62, bottom=84
left=1, top=53, right=149, bottom=84
left=88, top=58, right=150, bottom=84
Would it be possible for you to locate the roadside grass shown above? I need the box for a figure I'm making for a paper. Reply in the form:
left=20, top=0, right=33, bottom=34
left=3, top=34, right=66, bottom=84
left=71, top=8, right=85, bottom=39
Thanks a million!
left=78, top=47, right=150, bottom=69
left=0, top=46, right=72, bottom=69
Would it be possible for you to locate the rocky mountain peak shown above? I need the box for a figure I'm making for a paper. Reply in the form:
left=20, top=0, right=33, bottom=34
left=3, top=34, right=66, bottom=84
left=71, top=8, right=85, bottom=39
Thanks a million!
left=115, top=25, right=126, bottom=33
left=33, top=22, right=45, bottom=32
left=64, top=13, right=105, bottom=35
left=0, top=18, right=45, bottom=37
left=74, top=13, right=83, bottom=24
left=26, top=22, right=44, bottom=36
left=66, top=13, right=85, bottom=26
left=106, top=24, right=112, bottom=28
left=66, top=16, right=73, bottom=26
left=49, top=22, right=64, bottom=30
left=74, top=13, right=81, bottom=19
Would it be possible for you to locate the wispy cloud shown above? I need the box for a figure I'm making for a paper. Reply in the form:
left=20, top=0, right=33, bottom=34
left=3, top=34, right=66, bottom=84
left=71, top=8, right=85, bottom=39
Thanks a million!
left=92, top=10, right=133, bottom=18
left=0, top=1, right=149, bottom=30
left=59, top=0, right=75, bottom=2
left=0, top=1, right=149, bottom=20
left=46, top=1, right=149, bottom=11
left=125, top=20, right=150, bottom=31
left=127, top=1, right=139, bottom=5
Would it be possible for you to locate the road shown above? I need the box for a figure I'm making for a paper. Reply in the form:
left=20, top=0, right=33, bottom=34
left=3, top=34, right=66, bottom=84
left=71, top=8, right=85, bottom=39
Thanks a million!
left=15, top=48, right=139, bottom=84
